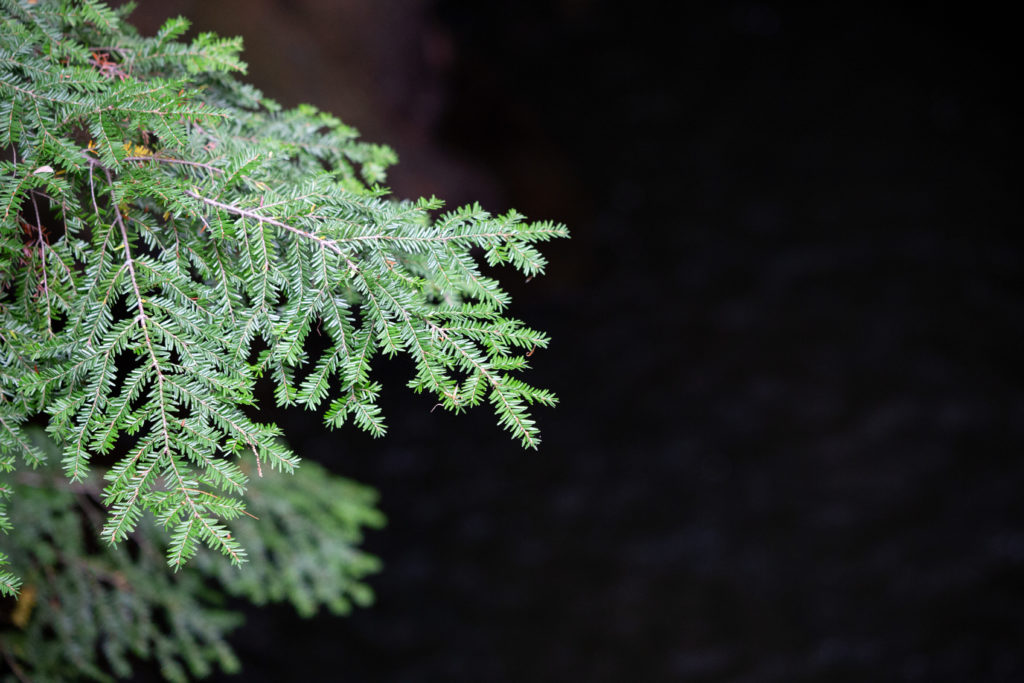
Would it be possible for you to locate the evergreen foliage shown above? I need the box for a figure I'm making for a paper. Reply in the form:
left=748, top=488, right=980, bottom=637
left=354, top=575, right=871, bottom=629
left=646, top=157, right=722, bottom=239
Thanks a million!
left=0, top=1, right=566, bottom=679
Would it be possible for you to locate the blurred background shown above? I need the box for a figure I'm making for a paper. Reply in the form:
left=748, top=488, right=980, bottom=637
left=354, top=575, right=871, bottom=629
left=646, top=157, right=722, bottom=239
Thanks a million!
left=124, top=2, right=1022, bottom=681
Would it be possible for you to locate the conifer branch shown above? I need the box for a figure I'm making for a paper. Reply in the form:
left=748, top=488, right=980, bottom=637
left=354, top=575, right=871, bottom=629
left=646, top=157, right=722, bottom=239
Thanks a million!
left=0, top=2, right=566, bottom=677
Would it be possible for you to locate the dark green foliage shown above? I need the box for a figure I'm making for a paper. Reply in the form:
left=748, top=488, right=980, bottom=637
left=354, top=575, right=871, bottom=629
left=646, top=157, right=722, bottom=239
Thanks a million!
left=0, top=0, right=565, bottom=679
left=1, top=431, right=382, bottom=682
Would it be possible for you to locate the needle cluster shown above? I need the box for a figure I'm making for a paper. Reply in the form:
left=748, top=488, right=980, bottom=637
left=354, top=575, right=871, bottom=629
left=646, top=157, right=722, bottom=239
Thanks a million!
left=0, top=1, right=565, bottom=679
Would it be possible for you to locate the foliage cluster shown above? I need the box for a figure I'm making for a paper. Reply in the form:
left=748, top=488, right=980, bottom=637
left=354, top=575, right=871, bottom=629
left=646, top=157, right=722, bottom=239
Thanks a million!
left=0, top=1, right=565, bottom=679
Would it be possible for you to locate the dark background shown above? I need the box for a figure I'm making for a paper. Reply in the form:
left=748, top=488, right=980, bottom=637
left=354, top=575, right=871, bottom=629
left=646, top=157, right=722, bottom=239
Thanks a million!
left=125, top=2, right=1023, bottom=681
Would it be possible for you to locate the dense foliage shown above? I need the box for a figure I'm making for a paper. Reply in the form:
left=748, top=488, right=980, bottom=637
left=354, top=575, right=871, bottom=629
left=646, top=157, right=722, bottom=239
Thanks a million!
left=0, top=0, right=565, bottom=679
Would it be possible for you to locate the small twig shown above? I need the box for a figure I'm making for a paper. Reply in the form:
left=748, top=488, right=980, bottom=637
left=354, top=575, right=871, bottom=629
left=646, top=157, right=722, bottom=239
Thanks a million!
left=0, top=641, right=31, bottom=683
left=123, top=155, right=224, bottom=174
left=29, top=191, right=53, bottom=336
left=184, top=189, right=361, bottom=275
